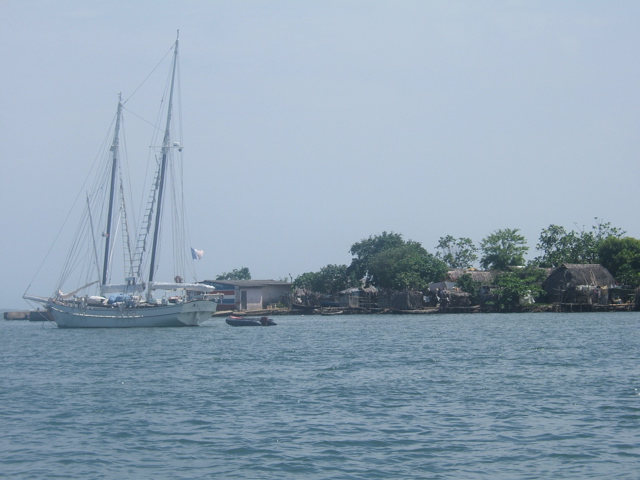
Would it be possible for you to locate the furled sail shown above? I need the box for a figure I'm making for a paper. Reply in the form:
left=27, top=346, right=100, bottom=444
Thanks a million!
left=56, top=281, right=99, bottom=299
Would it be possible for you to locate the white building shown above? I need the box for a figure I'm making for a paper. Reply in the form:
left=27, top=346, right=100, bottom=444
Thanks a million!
left=203, top=280, right=291, bottom=311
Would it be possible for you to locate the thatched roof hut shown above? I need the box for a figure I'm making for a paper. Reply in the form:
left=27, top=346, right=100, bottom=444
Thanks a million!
left=542, top=264, right=615, bottom=303
left=445, top=269, right=496, bottom=284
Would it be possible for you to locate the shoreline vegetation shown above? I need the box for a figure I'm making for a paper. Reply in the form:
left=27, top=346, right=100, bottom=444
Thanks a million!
left=281, top=221, right=640, bottom=315
left=10, top=219, right=640, bottom=321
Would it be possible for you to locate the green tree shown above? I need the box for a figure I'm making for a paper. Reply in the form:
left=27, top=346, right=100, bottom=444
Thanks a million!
left=598, top=237, right=640, bottom=287
left=216, top=267, right=251, bottom=280
left=292, top=272, right=320, bottom=292
left=491, top=267, right=547, bottom=312
left=368, top=243, right=447, bottom=290
left=456, top=273, right=482, bottom=304
left=534, top=224, right=578, bottom=267
left=533, top=218, right=625, bottom=266
left=293, top=264, right=356, bottom=294
left=574, top=219, right=626, bottom=264
left=348, top=231, right=406, bottom=283
left=435, top=235, right=478, bottom=269
left=480, top=228, right=529, bottom=270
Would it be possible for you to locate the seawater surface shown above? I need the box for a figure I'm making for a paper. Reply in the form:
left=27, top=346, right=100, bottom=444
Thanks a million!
left=1, top=312, right=639, bottom=479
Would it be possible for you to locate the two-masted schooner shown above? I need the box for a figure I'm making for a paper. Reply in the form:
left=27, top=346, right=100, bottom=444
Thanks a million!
left=24, top=33, right=221, bottom=327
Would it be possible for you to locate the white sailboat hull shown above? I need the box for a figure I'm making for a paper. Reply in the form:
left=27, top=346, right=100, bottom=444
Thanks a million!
left=48, top=298, right=219, bottom=328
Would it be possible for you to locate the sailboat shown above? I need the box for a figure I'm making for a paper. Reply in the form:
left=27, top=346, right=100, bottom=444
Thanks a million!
left=23, top=33, right=221, bottom=328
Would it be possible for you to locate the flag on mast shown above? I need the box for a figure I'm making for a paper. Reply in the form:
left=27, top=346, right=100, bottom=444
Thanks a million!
left=191, top=247, right=204, bottom=260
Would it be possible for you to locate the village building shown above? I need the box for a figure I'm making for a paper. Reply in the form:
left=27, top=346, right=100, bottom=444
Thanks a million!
left=541, top=264, right=615, bottom=304
left=377, top=289, right=425, bottom=311
left=335, top=286, right=378, bottom=309
left=203, top=280, right=291, bottom=311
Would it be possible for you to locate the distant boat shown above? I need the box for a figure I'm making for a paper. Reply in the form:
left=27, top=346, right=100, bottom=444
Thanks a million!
left=23, top=33, right=221, bottom=328
left=226, top=315, right=277, bottom=327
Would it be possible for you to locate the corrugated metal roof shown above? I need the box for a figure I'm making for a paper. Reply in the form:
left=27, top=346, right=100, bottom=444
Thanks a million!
left=203, top=279, right=291, bottom=288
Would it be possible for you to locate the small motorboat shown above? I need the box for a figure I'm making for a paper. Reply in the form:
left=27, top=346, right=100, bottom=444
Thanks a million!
left=225, top=315, right=277, bottom=327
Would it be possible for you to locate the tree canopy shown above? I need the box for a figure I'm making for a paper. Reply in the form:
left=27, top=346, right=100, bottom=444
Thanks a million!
left=368, top=242, right=447, bottom=290
left=347, top=231, right=405, bottom=283
left=490, top=267, right=547, bottom=312
left=534, top=219, right=626, bottom=267
left=533, top=224, right=577, bottom=268
left=216, top=267, right=251, bottom=280
left=292, top=264, right=357, bottom=294
left=346, top=232, right=447, bottom=289
left=435, top=235, right=478, bottom=269
left=277, top=220, right=636, bottom=298
left=598, top=237, right=640, bottom=287
left=480, top=228, right=528, bottom=270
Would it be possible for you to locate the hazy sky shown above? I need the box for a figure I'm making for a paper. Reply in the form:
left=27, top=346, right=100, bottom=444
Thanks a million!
left=2, top=1, right=639, bottom=308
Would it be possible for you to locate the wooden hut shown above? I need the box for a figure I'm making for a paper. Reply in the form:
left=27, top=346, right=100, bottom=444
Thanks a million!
left=542, top=264, right=615, bottom=304
left=390, top=290, right=424, bottom=310
left=338, top=286, right=378, bottom=310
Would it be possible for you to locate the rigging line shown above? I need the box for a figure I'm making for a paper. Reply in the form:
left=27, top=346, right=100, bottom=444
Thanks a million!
left=61, top=160, right=113, bottom=292
left=86, top=194, right=102, bottom=282
left=131, top=65, right=172, bottom=233
left=170, top=156, right=185, bottom=278
left=122, top=42, right=175, bottom=107
left=170, top=59, right=195, bottom=281
left=120, top=49, right=175, bottom=149
left=126, top=45, right=175, bottom=156
left=119, top=116, right=138, bottom=234
left=24, top=115, right=117, bottom=297
left=57, top=210, right=91, bottom=292
left=176, top=55, right=184, bottom=150
left=107, top=214, right=122, bottom=286
left=120, top=104, right=164, bottom=135
left=148, top=51, right=174, bottom=150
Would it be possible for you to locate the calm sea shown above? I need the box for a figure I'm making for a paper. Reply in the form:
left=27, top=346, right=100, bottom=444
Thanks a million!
left=1, top=312, right=638, bottom=479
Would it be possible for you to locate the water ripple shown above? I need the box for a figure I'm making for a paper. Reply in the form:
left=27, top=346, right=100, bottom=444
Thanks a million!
left=1, top=312, right=639, bottom=479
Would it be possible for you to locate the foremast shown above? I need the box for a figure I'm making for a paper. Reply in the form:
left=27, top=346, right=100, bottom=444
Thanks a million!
left=102, top=93, right=123, bottom=288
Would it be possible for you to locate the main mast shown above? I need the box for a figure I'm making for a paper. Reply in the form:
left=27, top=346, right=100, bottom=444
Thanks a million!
left=147, top=33, right=179, bottom=290
left=102, top=93, right=123, bottom=287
